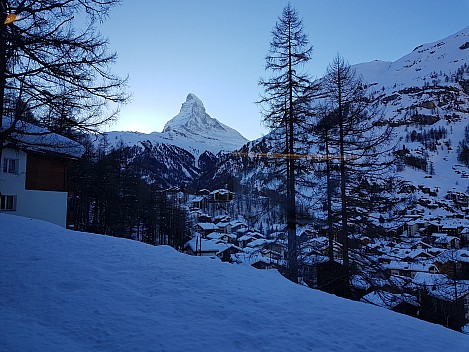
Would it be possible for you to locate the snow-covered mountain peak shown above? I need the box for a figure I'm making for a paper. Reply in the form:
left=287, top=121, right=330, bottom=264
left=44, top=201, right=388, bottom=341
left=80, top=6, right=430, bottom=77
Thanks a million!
left=180, top=93, right=204, bottom=115
left=100, top=93, right=249, bottom=183
left=163, top=93, right=225, bottom=134
left=164, top=93, right=207, bottom=131
left=158, top=93, right=248, bottom=153
left=185, top=92, right=204, bottom=108
left=344, top=26, right=469, bottom=199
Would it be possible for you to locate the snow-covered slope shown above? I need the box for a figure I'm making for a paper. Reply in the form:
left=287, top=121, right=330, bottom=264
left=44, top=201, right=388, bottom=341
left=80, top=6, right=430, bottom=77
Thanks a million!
left=353, top=26, right=469, bottom=204
left=1, top=213, right=468, bottom=352
left=355, top=26, right=469, bottom=89
left=104, top=93, right=248, bottom=158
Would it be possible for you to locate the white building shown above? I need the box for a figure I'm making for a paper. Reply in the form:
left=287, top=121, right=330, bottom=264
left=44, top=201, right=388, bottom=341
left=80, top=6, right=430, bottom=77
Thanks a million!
left=1, top=119, right=84, bottom=227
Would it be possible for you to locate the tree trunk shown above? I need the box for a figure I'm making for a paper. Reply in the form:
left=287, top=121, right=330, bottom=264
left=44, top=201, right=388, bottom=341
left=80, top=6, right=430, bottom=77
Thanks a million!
left=325, top=131, right=334, bottom=261
left=0, top=16, right=8, bottom=164
left=337, top=65, right=350, bottom=297
left=286, top=17, right=298, bottom=282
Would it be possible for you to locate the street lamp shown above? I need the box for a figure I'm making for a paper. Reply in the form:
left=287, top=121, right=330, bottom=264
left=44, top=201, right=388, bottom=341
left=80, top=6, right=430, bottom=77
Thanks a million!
left=3, top=13, right=16, bottom=25
left=1, top=10, right=19, bottom=138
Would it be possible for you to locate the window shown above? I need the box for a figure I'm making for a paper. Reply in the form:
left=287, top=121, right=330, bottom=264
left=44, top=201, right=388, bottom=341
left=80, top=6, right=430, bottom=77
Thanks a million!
left=2, top=158, right=19, bottom=174
left=0, top=195, right=16, bottom=211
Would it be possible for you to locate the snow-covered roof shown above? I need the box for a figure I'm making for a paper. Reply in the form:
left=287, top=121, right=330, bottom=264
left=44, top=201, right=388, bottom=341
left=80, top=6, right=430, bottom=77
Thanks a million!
left=229, top=220, right=248, bottom=228
left=381, top=248, right=434, bottom=261
left=247, top=238, right=275, bottom=248
left=215, top=221, right=231, bottom=228
left=412, top=272, right=469, bottom=301
left=435, top=249, right=469, bottom=263
left=384, top=261, right=437, bottom=273
left=439, top=218, right=469, bottom=228
left=434, top=235, right=458, bottom=245
left=427, top=248, right=445, bottom=256
left=235, top=253, right=287, bottom=268
left=238, top=234, right=255, bottom=242
left=410, top=240, right=432, bottom=249
left=196, top=223, right=219, bottom=231
left=2, top=116, right=84, bottom=158
left=216, top=243, right=242, bottom=254
left=431, top=232, right=450, bottom=237
left=184, top=238, right=223, bottom=253
left=251, top=257, right=278, bottom=265
left=206, top=232, right=225, bottom=241
left=236, top=228, right=248, bottom=235
left=207, top=232, right=236, bottom=241
left=210, top=188, right=232, bottom=195
left=248, top=231, right=265, bottom=238
left=351, top=275, right=372, bottom=291
left=361, top=291, right=419, bottom=309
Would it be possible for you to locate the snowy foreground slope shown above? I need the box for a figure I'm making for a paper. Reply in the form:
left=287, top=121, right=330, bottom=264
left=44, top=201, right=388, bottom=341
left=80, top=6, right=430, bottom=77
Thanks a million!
left=1, top=214, right=468, bottom=352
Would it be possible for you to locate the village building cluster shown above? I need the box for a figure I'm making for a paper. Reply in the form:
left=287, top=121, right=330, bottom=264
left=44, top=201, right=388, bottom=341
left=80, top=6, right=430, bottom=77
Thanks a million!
left=184, top=188, right=469, bottom=332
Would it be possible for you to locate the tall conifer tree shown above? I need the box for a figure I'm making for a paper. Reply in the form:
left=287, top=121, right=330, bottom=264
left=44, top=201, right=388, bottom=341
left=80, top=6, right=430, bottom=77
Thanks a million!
left=258, top=4, right=314, bottom=281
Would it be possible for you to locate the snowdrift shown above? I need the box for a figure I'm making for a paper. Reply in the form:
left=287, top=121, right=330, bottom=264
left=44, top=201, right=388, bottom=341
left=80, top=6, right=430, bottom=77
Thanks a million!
left=1, top=213, right=468, bottom=352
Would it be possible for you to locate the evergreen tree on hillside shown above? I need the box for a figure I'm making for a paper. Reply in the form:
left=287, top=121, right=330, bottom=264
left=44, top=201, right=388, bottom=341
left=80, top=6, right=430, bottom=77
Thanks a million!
left=69, top=142, right=191, bottom=249
left=457, top=124, right=469, bottom=167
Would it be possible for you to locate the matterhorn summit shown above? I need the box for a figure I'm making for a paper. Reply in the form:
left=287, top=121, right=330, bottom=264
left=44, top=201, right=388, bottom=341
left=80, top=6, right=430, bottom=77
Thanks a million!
left=102, top=93, right=248, bottom=158
left=163, top=93, right=220, bottom=134
left=162, top=93, right=248, bottom=151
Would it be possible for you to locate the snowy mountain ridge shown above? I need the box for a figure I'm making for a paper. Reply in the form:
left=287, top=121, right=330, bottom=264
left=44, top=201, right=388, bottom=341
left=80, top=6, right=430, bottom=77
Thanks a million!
left=96, top=93, right=248, bottom=188
left=103, top=93, right=248, bottom=158
left=353, top=26, right=469, bottom=202
left=354, top=26, right=469, bottom=89
left=98, top=27, right=469, bottom=193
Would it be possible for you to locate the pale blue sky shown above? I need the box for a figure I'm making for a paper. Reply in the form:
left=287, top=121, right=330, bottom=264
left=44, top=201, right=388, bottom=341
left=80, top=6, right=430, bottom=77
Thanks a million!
left=100, top=0, right=469, bottom=141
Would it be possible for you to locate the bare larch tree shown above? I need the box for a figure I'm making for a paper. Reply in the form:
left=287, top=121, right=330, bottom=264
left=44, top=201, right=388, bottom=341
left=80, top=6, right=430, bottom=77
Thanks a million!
left=0, top=0, right=128, bottom=152
left=258, top=4, right=315, bottom=282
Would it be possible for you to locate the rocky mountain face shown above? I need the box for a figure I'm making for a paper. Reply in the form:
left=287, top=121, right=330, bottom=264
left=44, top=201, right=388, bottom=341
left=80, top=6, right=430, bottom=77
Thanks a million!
left=98, top=94, right=248, bottom=187
left=134, top=141, right=200, bottom=189
left=355, top=25, right=469, bottom=130
left=355, top=26, right=469, bottom=200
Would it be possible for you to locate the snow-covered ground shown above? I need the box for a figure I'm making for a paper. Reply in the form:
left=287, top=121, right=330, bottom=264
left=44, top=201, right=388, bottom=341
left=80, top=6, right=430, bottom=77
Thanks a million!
left=1, top=213, right=468, bottom=352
